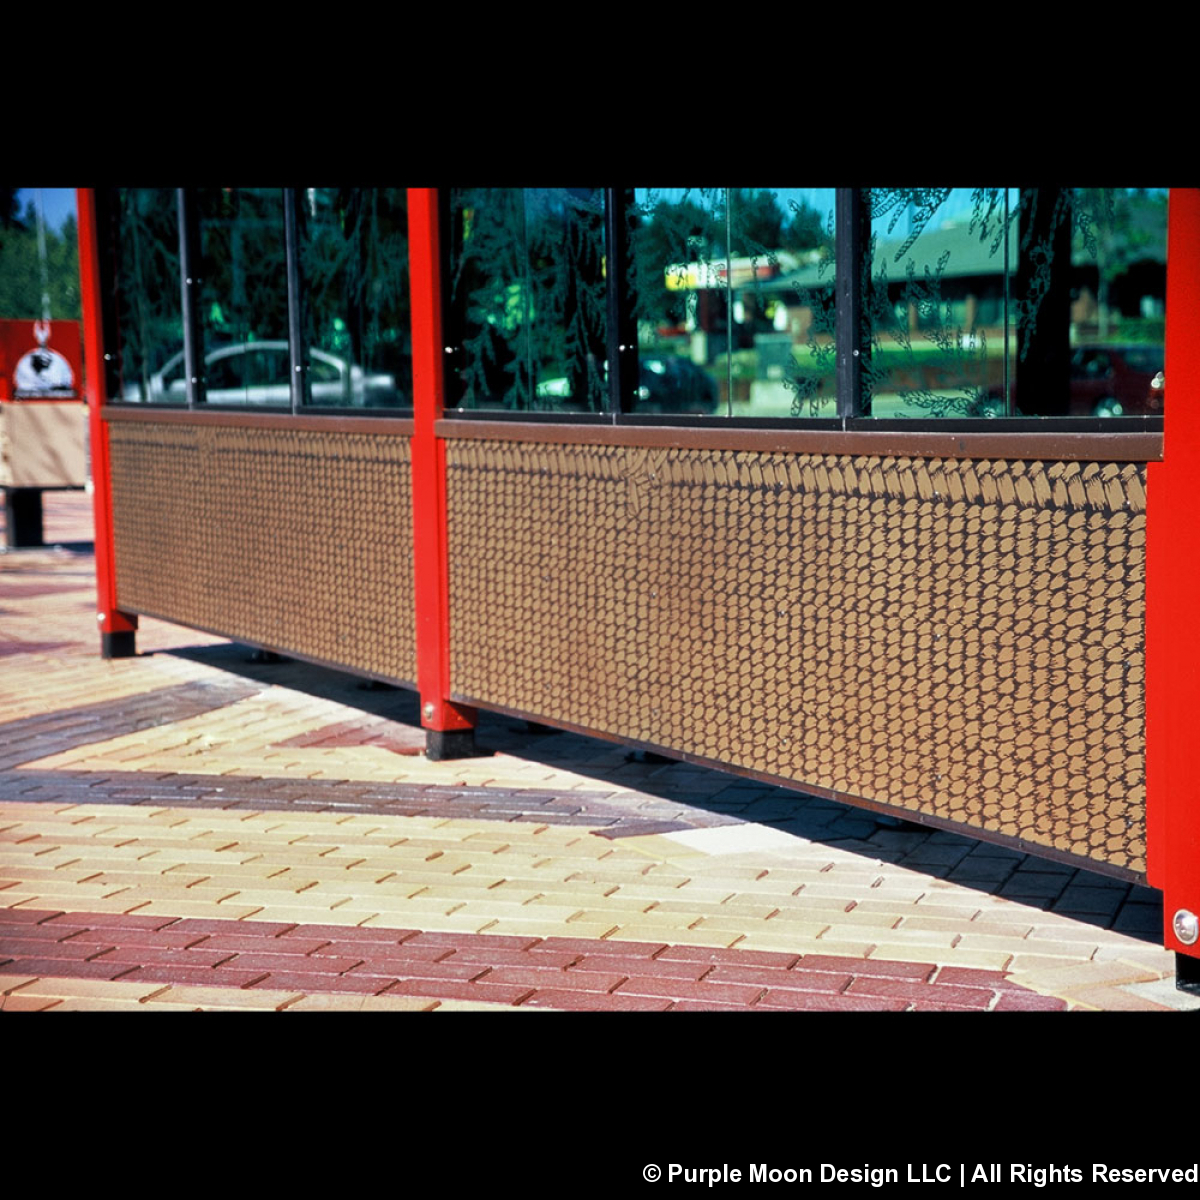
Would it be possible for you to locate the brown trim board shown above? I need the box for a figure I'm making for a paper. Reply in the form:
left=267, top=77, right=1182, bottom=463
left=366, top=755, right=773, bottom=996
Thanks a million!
left=437, top=419, right=1162, bottom=463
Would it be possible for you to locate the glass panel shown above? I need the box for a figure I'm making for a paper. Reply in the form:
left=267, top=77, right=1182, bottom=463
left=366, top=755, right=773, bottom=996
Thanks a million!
left=864, top=188, right=1015, bottom=419
left=110, top=188, right=184, bottom=404
left=730, top=187, right=836, bottom=418
left=195, top=187, right=290, bottom=406
left=1064, top=188, right=1166, bottom=419
left=630, top=189, right=836, bottom=418
left=299, top=188, right=410, bottom=409
left=861, top=188, right=1167, bottom=420
left=630, top=188, right=726, bottom=416
left=446, top=188, right=607, bottom=412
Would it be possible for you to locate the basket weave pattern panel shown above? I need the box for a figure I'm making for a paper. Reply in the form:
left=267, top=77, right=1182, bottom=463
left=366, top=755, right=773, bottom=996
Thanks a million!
left=447, top=441, right=1147, bottom=873
left=109, top=422, right=416, bottom=684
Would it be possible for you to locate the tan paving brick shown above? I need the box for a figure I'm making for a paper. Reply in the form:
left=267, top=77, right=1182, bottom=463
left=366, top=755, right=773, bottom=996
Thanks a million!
left=608, top=922, right=742, bottom=947
left=1059, top=985, right=1174, bottom=1012
left=11, top=895, right=150, bottom=914
left=952, top=932, right=1091, bottom=954
left=1010, top=960, right=1163, bottom=991
left=844, top=928, right=962, bottom=949
left=1, top=993, right=62, bottom=1010
left=121, top=901, right=265, bottom=920
left=41, top=997, right=197, bottom=1011
left=149, top=986, right=306, bottom=1009
left=282, top=994, right=440, bottom=1012
left=895, top=915, right=1033, bottom=935
left=473, top=917, right=620, bottom=939
left=1004, top=953, right=1104, bottom=975
left=1, top=975, right=41, bottom=995
left=12, top=977, right=174, bottom=1001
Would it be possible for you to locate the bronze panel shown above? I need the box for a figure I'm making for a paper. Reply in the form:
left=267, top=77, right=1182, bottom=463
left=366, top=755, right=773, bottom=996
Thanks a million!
left=109, top=422, right=416, bottom=685
left=447, top=440, right=1148, bottom=874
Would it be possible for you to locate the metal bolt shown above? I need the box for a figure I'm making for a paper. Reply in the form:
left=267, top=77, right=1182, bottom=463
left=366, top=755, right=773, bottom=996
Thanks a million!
left=422, top=702, right=435, bottom=721
left=96, top=613, right=105, bottom=624
left=1174, top=909, right=1199, bottom=946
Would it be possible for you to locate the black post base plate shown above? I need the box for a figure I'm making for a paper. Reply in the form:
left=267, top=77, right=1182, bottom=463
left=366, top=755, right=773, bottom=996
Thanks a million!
left=426, top=728, right=479, bottom=761
left=101, top=630, right=137, bottom=659
left=1176, top=951, right=1200, bottom=996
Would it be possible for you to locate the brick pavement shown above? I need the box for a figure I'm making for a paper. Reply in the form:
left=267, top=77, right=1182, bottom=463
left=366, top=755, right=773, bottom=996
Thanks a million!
left=2, top=492, right=1195, bottom=1012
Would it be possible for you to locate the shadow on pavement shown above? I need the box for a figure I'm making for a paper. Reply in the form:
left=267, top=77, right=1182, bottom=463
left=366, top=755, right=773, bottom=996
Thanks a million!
left=166, top=642, right=1163, bottom=945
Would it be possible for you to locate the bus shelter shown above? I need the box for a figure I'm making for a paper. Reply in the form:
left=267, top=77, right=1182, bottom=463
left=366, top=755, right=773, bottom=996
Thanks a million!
left=76, top=186, right=1200, bottom=987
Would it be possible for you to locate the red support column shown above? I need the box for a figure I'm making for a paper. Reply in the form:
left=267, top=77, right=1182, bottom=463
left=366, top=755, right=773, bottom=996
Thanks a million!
left=407, top=188, right=477, bottom=759
left=1145, top=188, right=1200, bottom=972
left=76, top=187, right=137, bottom=658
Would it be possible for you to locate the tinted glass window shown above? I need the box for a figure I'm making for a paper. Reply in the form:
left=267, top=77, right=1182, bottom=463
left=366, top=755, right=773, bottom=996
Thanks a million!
left=109, top=188, right=184, bottom=404
left=445, top=188, right=608, bottom=413
left=861, top=188, right=1166, bottom=420
left=630, top=188, right=836, bottom=418
left=195, top=187, right=290, bottom=406
left=299, top=188, right=410, bottom=409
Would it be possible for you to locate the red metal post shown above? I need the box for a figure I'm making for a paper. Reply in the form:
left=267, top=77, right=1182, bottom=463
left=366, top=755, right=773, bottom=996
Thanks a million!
left=1145, top=187, right=1200, bottom=960
left=76, top=187, right=137, bottom=658
left=407, top=188, right=476, bottom=755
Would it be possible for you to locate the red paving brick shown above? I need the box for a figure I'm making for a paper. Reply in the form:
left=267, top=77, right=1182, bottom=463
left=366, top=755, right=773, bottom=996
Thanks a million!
left=483, top=967, right=626, bottom=993
left=0, top=957, right=137, bottom=981
left=44, top=911, right=178, bottom=931
left=249, top=971, right=387, bottom=995
left=0, top=906, right=1070, bottom=1011
left=443, top=947, right=579, bottom=970
left=569, top=954, right=711, bottom=981
left=279, top=925, right=419, bottom=944
left=657, top=945, right=801, bottom=969
left=0, top=936, right=106, bottom=961
left=615, top=976, right=768, bottom=1006
left=523, top=990, right=673, bottom=1011
left=0, top=909, right=65, bottom=924
left=797, top=954, right=935, bottom=980
left=381, top=978, right=537, bottom=1005
left=346, top=959, right=490, bottom=982
left=166, top=918, right=299, bottom=937
left=756, top=991, right=910, bottom=1012
left=121, top=965, right=269, bottom=988
left=845, top=977, right=997, bottom=1009
left=706, top=964, right=854, bottom=993
left=193, top=934, right=332, bottom=955
left=71, top=927, right=211, bottom=949
left=993, top=993, right=1069, bottom=1012
left=932, top=965, right=1035, bottom=991
left=221, top=952, right=364, bottom=974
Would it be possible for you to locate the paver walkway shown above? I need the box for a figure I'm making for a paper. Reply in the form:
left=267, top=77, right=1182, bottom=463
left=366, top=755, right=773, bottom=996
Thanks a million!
left=1, top=492, right=1194, bottom=1011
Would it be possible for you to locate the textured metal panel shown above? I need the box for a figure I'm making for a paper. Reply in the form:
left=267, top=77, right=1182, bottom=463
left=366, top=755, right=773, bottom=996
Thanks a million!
left=447, top=441, right=1148, bottom=874
left=109, top=422, right=416, bottom=684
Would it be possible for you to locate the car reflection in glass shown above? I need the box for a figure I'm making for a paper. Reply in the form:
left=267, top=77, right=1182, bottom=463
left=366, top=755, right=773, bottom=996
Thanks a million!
left=970, top=344, right=1164, bottom=419
left=123, top=342, right=401, bottom=407
left=534, top=355, right=719, bottom=414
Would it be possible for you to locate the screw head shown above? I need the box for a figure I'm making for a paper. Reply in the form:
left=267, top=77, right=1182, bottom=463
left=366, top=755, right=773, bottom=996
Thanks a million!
left=1174, top=909, right=1199, bottom=946
left=422, top=702, right=435, bottom=721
